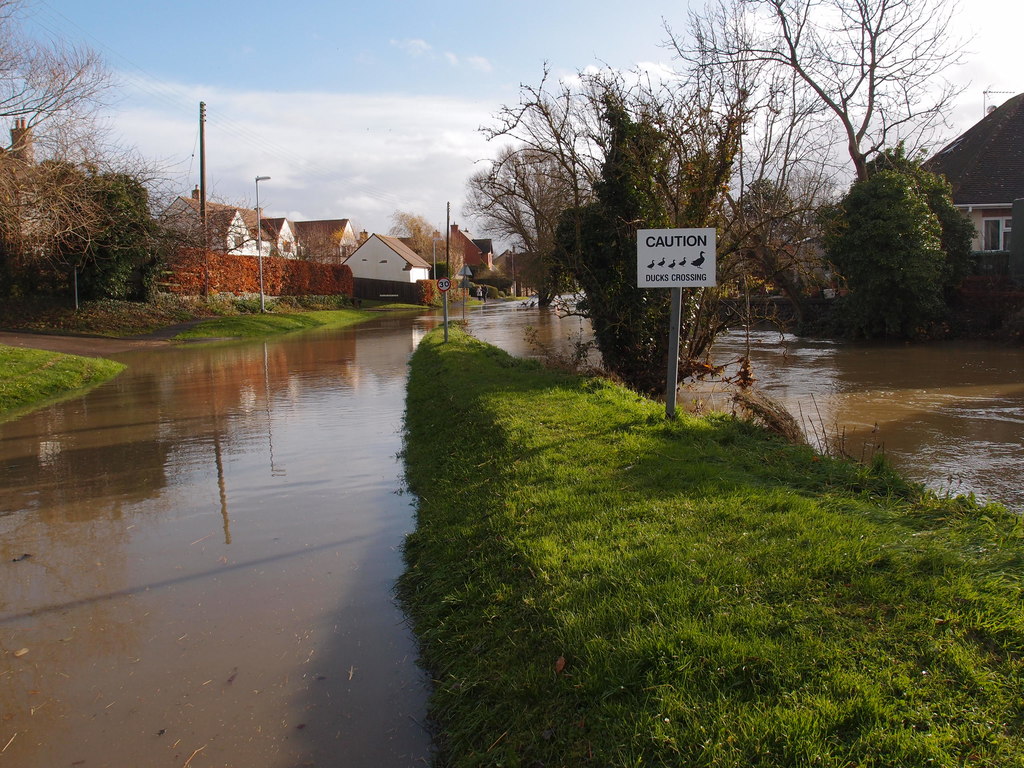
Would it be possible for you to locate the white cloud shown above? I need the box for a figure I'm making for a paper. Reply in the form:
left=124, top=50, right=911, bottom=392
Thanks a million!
left=390, top=38, right=432, bottom=57
left=444, top=52, right=459, bottom=67
left=115, top=78, right=497, bottom=234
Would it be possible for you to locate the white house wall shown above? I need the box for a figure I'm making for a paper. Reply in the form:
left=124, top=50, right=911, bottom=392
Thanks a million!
left=346, top=238, right=428, bottom=283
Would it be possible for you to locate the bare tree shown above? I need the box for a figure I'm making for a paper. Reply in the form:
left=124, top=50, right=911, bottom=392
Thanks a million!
left=676, top=0, right=966, bottom=181
left=389, top=210, right=439, bottom=261
left=0, top=0, right=110, bottom=160
left=465, top=146, right=574, bottom=304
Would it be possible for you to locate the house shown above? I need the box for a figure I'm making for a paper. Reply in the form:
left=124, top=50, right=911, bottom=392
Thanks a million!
left=343, top=234, right=431, bottom=283
left=162, top=190, right=266, bottom=257
left=262, top=217, right=298, bottom=258
left=163, top=193, right=249, bottom=254
left=292, top=218, right=358, bottom=264
left=449, top=223, right=494, bottom=272
left=162, top=189, right=304, bottom=260
left=926, top=93, right=1024, bottom=254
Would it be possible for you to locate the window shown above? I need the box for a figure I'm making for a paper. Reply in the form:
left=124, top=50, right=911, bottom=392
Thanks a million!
left=983, top=218, right=1012, bottom=251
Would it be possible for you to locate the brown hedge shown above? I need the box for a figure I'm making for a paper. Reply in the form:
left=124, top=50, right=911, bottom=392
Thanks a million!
left=164, top=249, right=353, bottom=297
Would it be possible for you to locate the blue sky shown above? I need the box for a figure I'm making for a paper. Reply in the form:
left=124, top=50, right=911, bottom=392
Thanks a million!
left=27, top=0, right=1022, bottom=239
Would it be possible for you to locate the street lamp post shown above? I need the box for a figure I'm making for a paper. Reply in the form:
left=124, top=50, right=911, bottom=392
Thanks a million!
left=431, top=230, right=442, bottom=279
left=255, top=175, right=271, bottom=312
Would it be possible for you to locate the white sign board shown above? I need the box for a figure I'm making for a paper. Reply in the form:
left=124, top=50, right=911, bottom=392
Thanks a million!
left=637, top=228, right=716, bottom=288
left=437, top=277, right=451, bottom=292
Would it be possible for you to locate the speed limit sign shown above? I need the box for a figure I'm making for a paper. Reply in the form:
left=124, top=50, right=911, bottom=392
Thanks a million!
left=437, top=278, right=451, bottom=292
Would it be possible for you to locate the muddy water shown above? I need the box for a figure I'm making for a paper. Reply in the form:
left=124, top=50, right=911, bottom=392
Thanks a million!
left=1, top=316, right=438, bottom=767
left=468, top=302, right=1024, bottom=511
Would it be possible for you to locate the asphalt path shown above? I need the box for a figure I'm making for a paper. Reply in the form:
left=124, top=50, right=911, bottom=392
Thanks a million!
left=0, top=321, right=203, bottom=356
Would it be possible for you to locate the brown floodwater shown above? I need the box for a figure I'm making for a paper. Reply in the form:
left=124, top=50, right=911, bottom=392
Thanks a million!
left=468, top=302, right=1024, bottom=510
left=1, top=316, right=439, bottom=767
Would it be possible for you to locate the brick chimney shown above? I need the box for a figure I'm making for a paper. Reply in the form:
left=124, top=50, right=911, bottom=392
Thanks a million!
left=10, top=118, right=33, bottom=164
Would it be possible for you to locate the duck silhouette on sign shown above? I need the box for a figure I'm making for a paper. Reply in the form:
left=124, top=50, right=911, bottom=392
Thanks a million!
left=658, top=257, right=666, bottom=267
left=647, top=260, right=655, bottom=269
left=691, top=252, right=706, bottom=268
left=667, top=260, right=676, bottom=268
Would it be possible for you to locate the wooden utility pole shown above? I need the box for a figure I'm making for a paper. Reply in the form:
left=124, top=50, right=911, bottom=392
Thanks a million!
left=199, top=101, right=209, bottom=294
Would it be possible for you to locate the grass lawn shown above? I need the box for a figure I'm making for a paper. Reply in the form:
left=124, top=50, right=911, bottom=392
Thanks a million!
left=0, top=345, right=125, bottom=418
left=401, top=328, right=1024, bottom=767
left=174, top=307, right=384, bottom=339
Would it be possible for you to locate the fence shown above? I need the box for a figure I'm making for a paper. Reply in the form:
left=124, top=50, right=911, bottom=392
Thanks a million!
left=352, top=277, right=423, bottom=304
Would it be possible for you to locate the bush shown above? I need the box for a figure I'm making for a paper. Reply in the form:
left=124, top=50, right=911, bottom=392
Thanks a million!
left=276, top=294, right=354, bottom=310
left=164, top=249, right=353, bottom=297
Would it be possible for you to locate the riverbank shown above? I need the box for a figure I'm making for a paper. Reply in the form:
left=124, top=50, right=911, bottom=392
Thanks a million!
left=0, top=346, right=125, bottom=419
left=401, top=327, right=1024, bottom=767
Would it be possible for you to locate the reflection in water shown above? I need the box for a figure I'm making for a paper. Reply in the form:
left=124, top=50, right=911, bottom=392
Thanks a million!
left=469, top=303, right=1024, bottom=511
left=0, top=316, right=439, bottom=767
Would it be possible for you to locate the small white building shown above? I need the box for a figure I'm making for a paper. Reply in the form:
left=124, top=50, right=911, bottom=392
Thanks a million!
left=343, top=234, right=430, bottom=282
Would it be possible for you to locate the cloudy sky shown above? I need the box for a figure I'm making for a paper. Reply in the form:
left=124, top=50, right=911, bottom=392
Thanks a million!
left=25, top=0, right=1022, bottom=239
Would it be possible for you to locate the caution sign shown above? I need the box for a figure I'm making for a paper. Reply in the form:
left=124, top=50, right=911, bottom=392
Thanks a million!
left=637, top=228, right=716, bottom=287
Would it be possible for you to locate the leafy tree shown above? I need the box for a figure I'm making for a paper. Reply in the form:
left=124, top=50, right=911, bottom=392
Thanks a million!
left=553, top=90, right=742, bottom=396
left=824, top=170, right=947, bottom=339
left=867, top=146, right=973, bottom=294
left=74, top=171, right=161, bottom=299
left=553, top=97, right=670, bottom=395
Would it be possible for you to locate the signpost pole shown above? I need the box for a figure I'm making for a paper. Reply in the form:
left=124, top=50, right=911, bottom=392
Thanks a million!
left=636, top=227, right=716, bottom=420
left=665, top=287, right=683, bottom=419
left=437, top=277, right=452, bottom=342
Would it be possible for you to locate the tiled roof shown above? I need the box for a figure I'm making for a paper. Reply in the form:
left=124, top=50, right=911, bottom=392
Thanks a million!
left=925, top=93, right=1024, bottom=206
left=371, top=234, right=431, bottom=269
left=261, top=217, right=291, bottom=238
left=292, top=219, right=351, bottom=241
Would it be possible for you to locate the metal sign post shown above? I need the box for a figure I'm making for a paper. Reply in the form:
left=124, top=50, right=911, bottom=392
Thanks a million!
left=636, top=228, right=717, bottom=419
left=458, top=265, right=474, bottom=323
left=437, top=277, right=452, bottom=342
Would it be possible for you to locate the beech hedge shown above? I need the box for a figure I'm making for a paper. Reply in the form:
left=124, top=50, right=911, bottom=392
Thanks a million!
left=164, top=249, right=353, bottom=297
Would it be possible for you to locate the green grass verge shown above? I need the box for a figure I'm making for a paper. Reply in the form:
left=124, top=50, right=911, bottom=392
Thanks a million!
left=401, top=328, right=1024, bottom=767
left=174, top=308, right=376, bottom=339
left=0, top=345, right=125, bottom=418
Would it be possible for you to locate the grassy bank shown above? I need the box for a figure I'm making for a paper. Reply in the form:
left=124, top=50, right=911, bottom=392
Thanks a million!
left=0, top=345, right=125, bottom=418
left=401, top=328, right=1024, bottom=767
left=175, top=306, right=417, bottom=339
left=0, top=296, right=420, bottom=341
left=0, top=297, right=205, bottom=336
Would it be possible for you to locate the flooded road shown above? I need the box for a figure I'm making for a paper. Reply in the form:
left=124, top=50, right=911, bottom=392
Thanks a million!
left=467, top=302, right=1024, bottom=511
left=1, top=316, right=437, bottom=767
